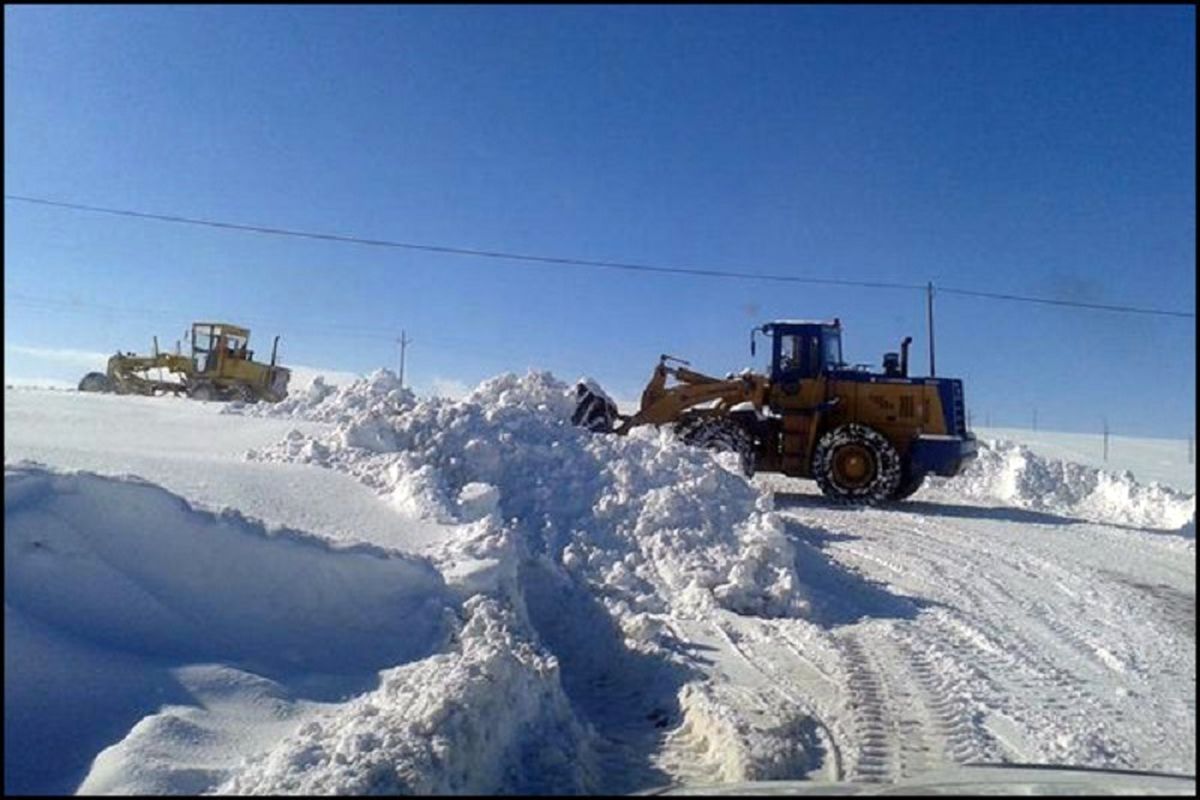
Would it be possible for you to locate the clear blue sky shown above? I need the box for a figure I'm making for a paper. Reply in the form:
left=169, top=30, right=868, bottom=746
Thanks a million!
left=5, top=5, right=1195, bottom=437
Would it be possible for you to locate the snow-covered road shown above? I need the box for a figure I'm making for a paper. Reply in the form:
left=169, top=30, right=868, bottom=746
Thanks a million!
left=4, top=380, right=1195, bottom=794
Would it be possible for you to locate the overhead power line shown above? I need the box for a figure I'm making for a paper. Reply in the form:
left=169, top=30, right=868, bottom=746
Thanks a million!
left=5, top=193, right=1194, bottom=319
left=937, top=286, right=1195, bottom=319
left=0, top=194, right=925, bottom=292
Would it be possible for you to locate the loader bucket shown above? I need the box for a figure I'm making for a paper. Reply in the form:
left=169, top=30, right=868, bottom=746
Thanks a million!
left=572, top=380, right=619, bottom=433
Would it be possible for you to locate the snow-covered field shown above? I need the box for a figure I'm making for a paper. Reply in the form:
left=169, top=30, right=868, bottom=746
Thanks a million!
left=4, top=377, right=1195, bottom=795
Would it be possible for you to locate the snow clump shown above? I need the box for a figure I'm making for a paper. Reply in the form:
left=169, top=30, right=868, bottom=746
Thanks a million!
left=218, top=596, right=596, bottom=795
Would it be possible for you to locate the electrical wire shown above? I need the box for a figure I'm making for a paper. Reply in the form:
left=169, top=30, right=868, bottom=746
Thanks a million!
left=5, top=193, right=1194, bottom=318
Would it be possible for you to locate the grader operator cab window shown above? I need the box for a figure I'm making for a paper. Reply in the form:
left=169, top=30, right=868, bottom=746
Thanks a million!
left=192, top=324, right=218, bottom=373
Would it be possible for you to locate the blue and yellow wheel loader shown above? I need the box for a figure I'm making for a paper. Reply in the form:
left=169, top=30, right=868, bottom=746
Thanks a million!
left=573, top=319, right=977, bottom=505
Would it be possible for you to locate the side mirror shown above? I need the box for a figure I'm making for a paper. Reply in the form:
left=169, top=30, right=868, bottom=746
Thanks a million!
left=750, top=328, right=758, bottom=357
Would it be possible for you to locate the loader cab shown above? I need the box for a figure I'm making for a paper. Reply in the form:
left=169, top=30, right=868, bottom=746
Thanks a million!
left=757, top=320, right=844, bottom=383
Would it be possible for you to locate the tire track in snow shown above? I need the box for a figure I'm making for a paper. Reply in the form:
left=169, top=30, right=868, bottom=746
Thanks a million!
left=834, top=626, right=996, bottom=783
left=785, top=504, right=1190, bottom=772
left=705, top=617, right=842, bottom=782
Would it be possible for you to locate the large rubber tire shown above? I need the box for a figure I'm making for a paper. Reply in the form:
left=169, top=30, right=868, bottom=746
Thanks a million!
left=677, top=416, right=756, bottom=477
left=890, top=462, right=926, bottom=501
left=78, top=372, right=113, bottom=393
left=812, top=424, right=902, bottom=505
left=188, top=382, right=217, bottom=402
left=231, top=383, right=258, bottom=404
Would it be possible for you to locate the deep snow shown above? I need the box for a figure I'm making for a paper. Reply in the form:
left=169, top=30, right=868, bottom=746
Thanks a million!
left=4, top=378, right=1195, bottom=794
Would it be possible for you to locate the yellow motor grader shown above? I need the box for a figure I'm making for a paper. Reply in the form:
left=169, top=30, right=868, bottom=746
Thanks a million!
left=78, top=322, right=290, bottom=403
left=574, top=319, right=977, bottom=505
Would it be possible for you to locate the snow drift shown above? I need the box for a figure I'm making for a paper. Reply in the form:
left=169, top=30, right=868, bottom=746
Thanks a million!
left=930, top=439, right=1195, bottom=531
left=3, top=463, right=458, bottom=794
left=249, top=370, right=809, bottom=622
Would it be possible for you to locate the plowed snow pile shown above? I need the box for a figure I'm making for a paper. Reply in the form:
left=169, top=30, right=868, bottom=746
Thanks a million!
left=231, top=370, right=416, bottom=423
left=929, top=438, right=1195, bottom=531
left=248, top=370, right=808, bottom=621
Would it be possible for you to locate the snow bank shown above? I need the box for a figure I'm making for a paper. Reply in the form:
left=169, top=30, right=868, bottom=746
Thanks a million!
left=219, top=596, right=595, bottom=795
left=4, top=464, right=451, bottom=672
left=3, top=464, right=457, bottom=794
left=232, top=368, right=416, bottom=424
left=249, top=370, right=809, bottom=622
left=933, top=439, right=1195, bottom=531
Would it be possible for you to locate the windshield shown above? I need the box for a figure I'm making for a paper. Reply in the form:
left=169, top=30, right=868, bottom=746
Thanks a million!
left=3, top=5, right=1194, bottom=797
left=822, top=329, right=843, bottom=369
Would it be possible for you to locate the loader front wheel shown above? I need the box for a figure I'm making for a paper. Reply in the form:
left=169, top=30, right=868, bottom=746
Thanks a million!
left=812, top=424, right=901, bottom=505
left=78, top=372, right=113, bottom=393
left=677, top=417, right=756, bottom=477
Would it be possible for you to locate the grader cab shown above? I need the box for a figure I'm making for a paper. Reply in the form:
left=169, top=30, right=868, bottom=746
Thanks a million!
left=78, top=322, right=291, bottom=403
left=574, top=319, right=977, bottom=505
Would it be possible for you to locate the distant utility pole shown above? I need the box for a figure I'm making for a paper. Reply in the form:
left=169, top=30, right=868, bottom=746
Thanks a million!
left=1102, top=417, right=1109, bottom=462
left=396, top=330, right=410, bottom=389
left=967, top=408, right=973, bottom=429
left=926, top=281, right=936, bottom=377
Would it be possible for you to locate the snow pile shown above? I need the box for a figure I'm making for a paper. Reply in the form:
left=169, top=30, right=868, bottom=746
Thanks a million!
left=219, top=596, right=595, bottom=795
left=936, top=439, right=1195, bottom=530
left=3, top=464, right=456, bottom=794
left=234, top=369, right=416, bottom=424
left=250, top=371, right=809, bottom=622
left=4, top=465, right=451, bottom=671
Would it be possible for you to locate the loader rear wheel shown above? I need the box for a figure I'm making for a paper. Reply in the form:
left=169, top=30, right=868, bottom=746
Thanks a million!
left=78, top=372, right=113, bottom=393
left=812, top=424, right=901, bottom=505
left=677, top=416, right=756, bottom=477
left=890, top=462, right=926, bottom=501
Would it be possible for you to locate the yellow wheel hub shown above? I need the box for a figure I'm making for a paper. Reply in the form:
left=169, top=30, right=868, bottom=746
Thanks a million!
left=833, top=444, right=875, bottom=488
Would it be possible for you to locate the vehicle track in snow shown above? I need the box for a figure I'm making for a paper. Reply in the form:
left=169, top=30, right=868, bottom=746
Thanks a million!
left=833, top=625, right=1001, bottom=783
left=775, top=490, right=1195, bottom=775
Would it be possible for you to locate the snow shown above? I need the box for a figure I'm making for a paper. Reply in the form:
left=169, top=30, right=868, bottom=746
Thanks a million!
left=974, top=426, right=1194, bottom=493
left=4, top=378, right=1196, bottom=795
left=928, top=437, right=1194, bottom=530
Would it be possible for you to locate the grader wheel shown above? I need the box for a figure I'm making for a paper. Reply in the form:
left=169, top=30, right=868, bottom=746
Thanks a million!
left=231, top=383, right=258, bottom=404
left=188, top=382, right=217, bottom=402
left=78, top=372, right=113, bottom=393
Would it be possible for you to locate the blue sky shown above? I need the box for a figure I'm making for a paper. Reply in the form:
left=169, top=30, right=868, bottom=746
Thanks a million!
left=4, top=5, right=1195, bottom=437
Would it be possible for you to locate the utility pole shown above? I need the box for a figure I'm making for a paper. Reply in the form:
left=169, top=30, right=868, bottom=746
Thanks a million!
left=396, top=330, right=410, bottom=390
left=1102, top=417, right=1109, bottom=462
left=926, top=281, right=936, bottom=377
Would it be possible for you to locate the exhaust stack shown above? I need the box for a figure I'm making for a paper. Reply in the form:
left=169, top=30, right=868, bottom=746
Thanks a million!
left=900, top=336, right=913, bottom=377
